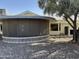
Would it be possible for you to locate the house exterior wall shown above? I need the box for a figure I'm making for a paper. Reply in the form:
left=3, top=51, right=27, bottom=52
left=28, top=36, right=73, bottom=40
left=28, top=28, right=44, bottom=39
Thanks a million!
left=49, top=20, right=60, bottom=35
left=2, top=19, right=49, bottom=37
left=50, top=19, right=79, bottom=36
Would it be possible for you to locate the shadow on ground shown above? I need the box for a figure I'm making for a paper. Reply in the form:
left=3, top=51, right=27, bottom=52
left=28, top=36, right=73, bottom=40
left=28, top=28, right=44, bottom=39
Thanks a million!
left=0, top=38, right=79, bottom=59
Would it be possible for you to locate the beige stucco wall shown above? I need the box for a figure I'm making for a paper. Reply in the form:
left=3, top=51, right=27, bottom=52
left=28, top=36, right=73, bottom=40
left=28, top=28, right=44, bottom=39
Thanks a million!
left=50, top=19, right=79, bottom=36
left=49, top=20, right=60, bottom=35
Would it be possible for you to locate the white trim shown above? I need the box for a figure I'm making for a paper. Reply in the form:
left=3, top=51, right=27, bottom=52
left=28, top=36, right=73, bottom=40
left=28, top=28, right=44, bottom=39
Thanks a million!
left=3, top=39, right=48, bottom=43
left=2, top=35, right=49, bottom=43
left=2, top=35, right=49, bottom=39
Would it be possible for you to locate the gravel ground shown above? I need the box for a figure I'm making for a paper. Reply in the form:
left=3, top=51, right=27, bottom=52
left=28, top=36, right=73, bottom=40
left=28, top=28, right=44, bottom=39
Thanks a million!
left=0, top=38, right=79, bottom=59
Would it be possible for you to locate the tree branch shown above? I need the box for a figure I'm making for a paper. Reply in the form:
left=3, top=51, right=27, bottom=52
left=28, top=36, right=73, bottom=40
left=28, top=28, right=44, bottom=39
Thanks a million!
left=63, top=12, right=74, bottom=24
left=64, top=16, right=74, bottom=28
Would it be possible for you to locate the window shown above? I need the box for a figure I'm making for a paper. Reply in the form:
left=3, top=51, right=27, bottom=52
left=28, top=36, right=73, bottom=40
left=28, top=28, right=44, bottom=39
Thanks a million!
left=70, top=30, right=79, bottom=35
left=51, top=24, right=58, bottom=31
left=70, top=30, right=73, bottom=35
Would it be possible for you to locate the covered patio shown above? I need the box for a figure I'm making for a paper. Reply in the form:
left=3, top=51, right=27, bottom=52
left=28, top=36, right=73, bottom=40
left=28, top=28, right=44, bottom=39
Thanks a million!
left=0, top=16, right=53, bottom=43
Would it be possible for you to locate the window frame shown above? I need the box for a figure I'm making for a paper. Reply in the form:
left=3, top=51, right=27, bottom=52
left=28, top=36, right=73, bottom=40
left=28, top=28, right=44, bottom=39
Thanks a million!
left=51, top=24, right=58, bottom=31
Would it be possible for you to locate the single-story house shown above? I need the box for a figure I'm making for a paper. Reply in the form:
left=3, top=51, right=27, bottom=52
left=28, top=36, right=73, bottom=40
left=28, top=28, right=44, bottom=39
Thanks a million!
left=0, top=9, right=78, bottom=43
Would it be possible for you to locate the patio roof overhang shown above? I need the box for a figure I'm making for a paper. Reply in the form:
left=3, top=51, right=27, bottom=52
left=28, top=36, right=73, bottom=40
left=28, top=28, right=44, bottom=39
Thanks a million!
left=0, top=16, right=56, bottom=21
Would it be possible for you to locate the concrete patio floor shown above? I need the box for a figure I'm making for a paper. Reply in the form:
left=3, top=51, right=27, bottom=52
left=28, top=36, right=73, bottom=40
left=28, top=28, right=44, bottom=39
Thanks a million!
left=49, top=37, right=72, bottom=43
left=0, top=38, right=79, bottom=59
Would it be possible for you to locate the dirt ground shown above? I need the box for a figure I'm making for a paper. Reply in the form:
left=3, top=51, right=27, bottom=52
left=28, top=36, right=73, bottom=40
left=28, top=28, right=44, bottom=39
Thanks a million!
left=0, top=37, right=79, bottom=59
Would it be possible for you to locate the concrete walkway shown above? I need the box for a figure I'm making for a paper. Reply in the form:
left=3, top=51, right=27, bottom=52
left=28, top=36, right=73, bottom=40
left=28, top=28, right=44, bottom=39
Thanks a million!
left=0, top=38, right=79, bottom=59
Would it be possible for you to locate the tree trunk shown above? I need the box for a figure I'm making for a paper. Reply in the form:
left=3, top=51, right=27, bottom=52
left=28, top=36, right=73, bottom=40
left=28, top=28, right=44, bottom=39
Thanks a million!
left=64, top=11, right=78, bottom=43
left=73, top=22, right=77, bottom=42
left=73, top=13, right=78, bottom=43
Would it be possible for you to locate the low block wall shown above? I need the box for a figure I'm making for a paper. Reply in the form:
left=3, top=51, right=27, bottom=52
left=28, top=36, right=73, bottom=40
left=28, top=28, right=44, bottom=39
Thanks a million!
left=2, top=35, right=49, bottom=43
